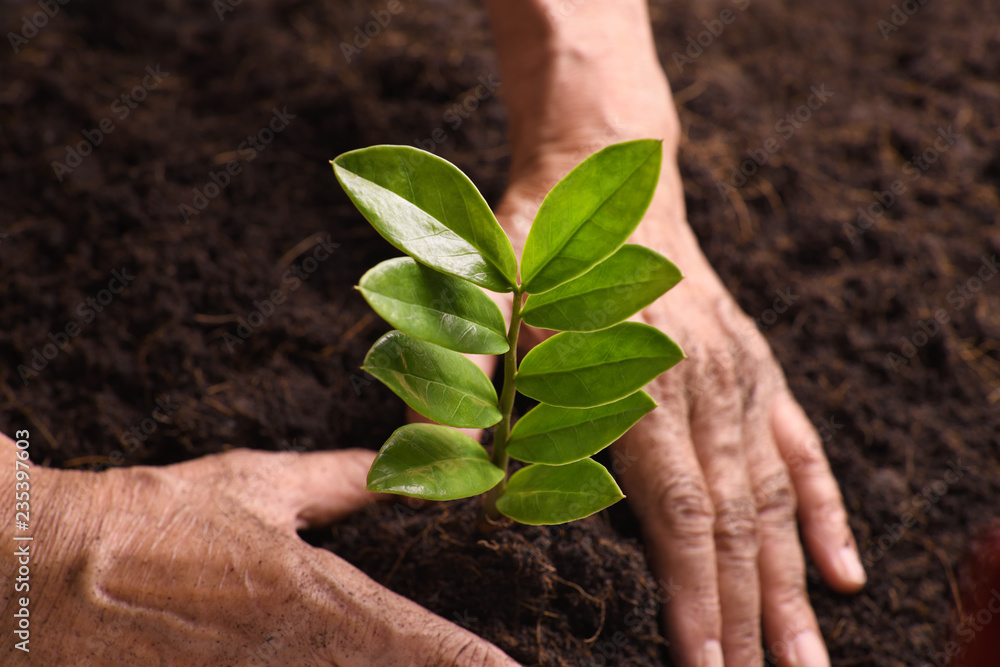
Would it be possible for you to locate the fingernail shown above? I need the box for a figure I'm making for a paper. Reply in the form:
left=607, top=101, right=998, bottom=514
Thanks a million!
left=789, top=631, right=830, bottom=667
left=701, top=640, right=723, bottom=667
left=838, top=545, right=867, bottom=586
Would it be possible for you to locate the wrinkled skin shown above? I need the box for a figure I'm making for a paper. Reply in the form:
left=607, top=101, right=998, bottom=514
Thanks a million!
left=1, top=2, right=865, bottom=665
left=475, top=1, right=868, bottom=665
left=0, top=434, right=517, bottom=666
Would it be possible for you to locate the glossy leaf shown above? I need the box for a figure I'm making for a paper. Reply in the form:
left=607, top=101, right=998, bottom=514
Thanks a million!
left=507, top=391, right=656, bottom=465
left=366, top=424, right=504, bottom=500
left=516, top=322, right=684, bottom=408
left=333, top=146, right=518, bottom=292
left=522, top=244, right=682, bottom=332
left=363, top=331, right=501, bottom=428
left=520, top=140, right=662, bottom=294
left=358, top=257, right=509, bottom=355
left=495, top=459, right=624, bottom=525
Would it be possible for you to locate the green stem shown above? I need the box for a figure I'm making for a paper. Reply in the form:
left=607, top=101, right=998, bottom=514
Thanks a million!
left=483, top=287, right=524, bottom=520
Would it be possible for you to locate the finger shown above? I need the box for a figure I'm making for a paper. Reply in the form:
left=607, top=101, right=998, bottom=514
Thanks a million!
left=745, top=405, right=829, bottom=667
left=278, top=449, right=388, bottom=530
left=688, top=370, right=762, bottom=666
left=771, top=391, right=866, bottom=593
left=176, top=448, right=385, bottom=533
left=615, top=404, right=724, bottom=667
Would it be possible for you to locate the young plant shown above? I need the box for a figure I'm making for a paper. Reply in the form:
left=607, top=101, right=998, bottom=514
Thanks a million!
left=332, top=140, right=684, bottom=525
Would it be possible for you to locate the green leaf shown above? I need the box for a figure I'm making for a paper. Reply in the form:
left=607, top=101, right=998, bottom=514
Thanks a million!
left=366, top=424, right=505, bottom=500
left=332, top=146, right=518, bottom=292
left=520, top=139, right=662, bottom=294
left=507, top=391, right=656, bottom=465
left=522, top=244, right=682, bottom=332
left=516, top=321, right=684, bottom=408
left=495, top=459, right=624, bottom=525
left=358, top=257, right=509, bottom=355
left=363, top=331, right=501, bottom=428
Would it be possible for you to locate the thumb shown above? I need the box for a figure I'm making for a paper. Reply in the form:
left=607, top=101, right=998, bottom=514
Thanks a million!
left=173, top=448, right=384, bottom=534
left=272, top=448, right=384, bottom=531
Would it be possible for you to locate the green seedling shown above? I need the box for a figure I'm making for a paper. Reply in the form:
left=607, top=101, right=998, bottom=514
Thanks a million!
left=332, top=139, right=685, bottom=525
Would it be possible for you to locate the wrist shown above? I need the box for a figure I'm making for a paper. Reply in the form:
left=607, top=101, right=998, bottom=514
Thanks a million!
left=486, top=0, right=677, bottom=177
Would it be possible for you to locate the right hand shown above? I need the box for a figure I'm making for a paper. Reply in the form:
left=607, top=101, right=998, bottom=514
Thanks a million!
left=1, top=434, right=517, bottom=666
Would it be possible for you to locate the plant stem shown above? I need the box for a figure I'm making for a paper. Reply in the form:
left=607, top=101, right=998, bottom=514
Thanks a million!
left=483, top=287, right=524, bottom=520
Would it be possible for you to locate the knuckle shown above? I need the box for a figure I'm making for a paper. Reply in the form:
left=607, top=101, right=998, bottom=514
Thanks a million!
left=785, top=439, right=827, bottom=477
left=771, top=576, right=810, bottom=611
left=754, top=471, right=797, bottom=526
left=694, top=596, right=724, bottom=620
left=652, top=474, right=715, bottom=540
left=698, top=346, right=740, bottom=385
left=715, top=301, right=782, bottom=396
left=809, top=496, right=849, bottom=529
left=714, top=497, right=760, bottom=560
left=726, top=618, right=764, bottom=655
left=686, top=346, right=742, bottom=411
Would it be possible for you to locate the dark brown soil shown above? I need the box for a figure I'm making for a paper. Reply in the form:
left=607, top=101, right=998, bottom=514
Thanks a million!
left=2, top=0, right=998, bottom=665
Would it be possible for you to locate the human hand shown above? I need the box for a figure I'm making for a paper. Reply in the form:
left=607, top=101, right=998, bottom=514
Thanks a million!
left=0, top=434, right=517, bottom=666
left=493, top=128, right=866, bottom=667
left=482, top=2, right=866, bottom=665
